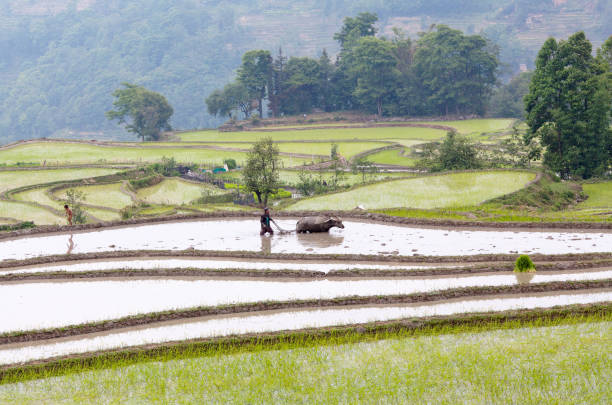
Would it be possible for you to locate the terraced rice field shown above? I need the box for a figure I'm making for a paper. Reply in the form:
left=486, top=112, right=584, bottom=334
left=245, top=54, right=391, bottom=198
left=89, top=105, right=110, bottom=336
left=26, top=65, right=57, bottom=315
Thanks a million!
left=0, top=201, right=62, bottom=225
left=55, top=183, right=134, bottom=211
left=2, top=321, right=606, bottom=403
left=179, top=126, right=447, bottom=143
left=580, top=182, right=612, bottom=208
left=416, top=119, right=514, bottom=135
left=0, top=216, right=609, bottom=398
left=0, top=168, right=121, bottom=194
left=0, top=142, right=307, bottom=167
left=288, top=171, right=536, bottom=211
left=366, top=148, right=417, bottom=166
left=12, top=187, right=64, bottom=211
left=137, top=179, right=226, bottom=206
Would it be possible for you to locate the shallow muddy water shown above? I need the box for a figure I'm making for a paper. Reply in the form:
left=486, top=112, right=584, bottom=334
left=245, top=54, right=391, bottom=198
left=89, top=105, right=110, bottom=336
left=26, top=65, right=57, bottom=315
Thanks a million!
left=0, top=219, right=610, bottom=261
left=0, top=257, right=437, bottom=275
left=1, top=270, right=610, bottom=334
left=0, top=291, right=609, bottom=366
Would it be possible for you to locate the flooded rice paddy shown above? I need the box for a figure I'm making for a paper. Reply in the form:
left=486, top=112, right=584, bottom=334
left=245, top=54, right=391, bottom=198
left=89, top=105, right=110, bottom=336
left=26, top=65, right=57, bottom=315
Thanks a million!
left=0, top=219, right=610, bottom=261
left=1, top=270, right=610, bottom=334
left=1, top=291, right=609, bottom=366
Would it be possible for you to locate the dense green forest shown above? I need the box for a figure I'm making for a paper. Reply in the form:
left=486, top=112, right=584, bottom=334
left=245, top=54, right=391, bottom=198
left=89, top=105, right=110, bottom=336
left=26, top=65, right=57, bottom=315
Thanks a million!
left=1, top=0, right=611, bottom=143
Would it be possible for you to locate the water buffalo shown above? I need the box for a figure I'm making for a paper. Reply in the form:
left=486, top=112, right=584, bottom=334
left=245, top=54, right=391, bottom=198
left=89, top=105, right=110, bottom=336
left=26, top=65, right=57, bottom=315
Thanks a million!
left=296, top=216, right=344, bottom=233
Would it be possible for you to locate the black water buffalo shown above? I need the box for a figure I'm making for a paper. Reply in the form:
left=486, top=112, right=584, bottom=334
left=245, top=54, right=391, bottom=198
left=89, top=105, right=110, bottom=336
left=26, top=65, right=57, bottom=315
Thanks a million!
left=296, top=216, right=344, bottom=233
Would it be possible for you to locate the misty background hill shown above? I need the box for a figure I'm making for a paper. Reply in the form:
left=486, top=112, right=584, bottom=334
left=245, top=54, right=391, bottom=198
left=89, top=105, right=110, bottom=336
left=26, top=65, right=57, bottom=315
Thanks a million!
left=1, top=0, right=610, bottom=143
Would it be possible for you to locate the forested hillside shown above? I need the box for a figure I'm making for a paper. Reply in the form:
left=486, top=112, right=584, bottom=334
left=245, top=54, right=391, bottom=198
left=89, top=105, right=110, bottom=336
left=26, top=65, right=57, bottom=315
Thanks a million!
left=1, top=0, right=610, bottom=143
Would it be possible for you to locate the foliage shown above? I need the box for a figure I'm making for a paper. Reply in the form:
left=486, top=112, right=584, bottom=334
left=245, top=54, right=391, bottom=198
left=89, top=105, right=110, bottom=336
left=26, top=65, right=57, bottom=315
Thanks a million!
left=206, top=82, right=251, bottom=120
left=330, top=144, right=338, bottom=160
left=210, top=21, right=499, bottom=120
left=148, top=157, right=179, bottom=177
left=351, top=157, right=379, bottom=183
left=418, top=132, right=481, bottom=171
left=242, top=138, right=280, bottom=205
left=128, top=175, right=163, bottom=190
left=514, top=255, right=536, bottom=272
left=223, top=159, right=237, bottom=170
left=525, top=32, right=612, bottom=179
left=482, top=126, right=541, bottom=168
left=106, top=83, right=174, bottom=141
left=0, top=221, right=35, bottom=232
left=63, top=188, right=87, bottom=224
left=488, top=72, right=533, bottom=118
left=488, top=173, right=581, bottom=211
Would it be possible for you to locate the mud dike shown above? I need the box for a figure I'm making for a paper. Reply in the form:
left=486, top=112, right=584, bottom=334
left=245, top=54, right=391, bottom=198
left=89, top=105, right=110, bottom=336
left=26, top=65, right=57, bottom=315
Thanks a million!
left=0, top=218, right=610, bottom=378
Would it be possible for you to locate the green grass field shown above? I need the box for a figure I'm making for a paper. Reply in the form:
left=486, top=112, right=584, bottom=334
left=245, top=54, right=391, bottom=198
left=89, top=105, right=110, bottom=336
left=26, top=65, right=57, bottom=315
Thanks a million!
left=288, top=171, right=536, bottom=211
left=192, top=141, right=391, bottom=159
left=56, top=183, right=134, bottom=210
left=366, top=148, right=417, bottom=166
left=137, top=179, right=226, bottom=205
left=0, top=320, right=607, bottom=403
left=0, top=201, right=62, bottom=225
left=416, top=119, right=515, bottom=135
left=0, top=168, right=121, bottom=194
left=579, top=182, right=612, bottom=208
left=0, top=142, right=307, bottom=167
left=179, top=126, right=447, bottom=143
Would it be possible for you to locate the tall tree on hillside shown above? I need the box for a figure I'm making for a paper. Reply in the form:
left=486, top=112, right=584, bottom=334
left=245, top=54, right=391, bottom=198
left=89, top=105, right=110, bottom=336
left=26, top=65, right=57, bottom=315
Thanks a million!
left=351, top=37, right=399, bottom=118
left=525, top=32, right=612, bottom=178
left=106, top=83, right=173, bottom=141
left=268, top=47, right=288, bottom=118
left=238, top=50, right=273, bottom=118
left=242, top=138, right=280, bottom=206
left=333, top=12, right=378, bottom=51
left=413, top=25, right=498, bottom=116
left=282, top=57, right=322, bottom=114
left=317, top=49, right=335, bottom=111
left=206, top=82, right=251, bottom=119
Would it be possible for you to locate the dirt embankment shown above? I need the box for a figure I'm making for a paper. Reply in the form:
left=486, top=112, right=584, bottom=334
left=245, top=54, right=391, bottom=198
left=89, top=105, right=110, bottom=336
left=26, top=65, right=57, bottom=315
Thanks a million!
left=1, top=259, right=611, bottom=283
left=0, top=302, right=607, bottom=380
left=0, top=279, right=609, bottom=346
left=1, top=250, right=611, bottom=271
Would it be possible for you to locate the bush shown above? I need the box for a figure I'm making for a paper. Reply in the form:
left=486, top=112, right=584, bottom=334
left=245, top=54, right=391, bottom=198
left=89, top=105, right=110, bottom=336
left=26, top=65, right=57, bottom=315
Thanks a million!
left=64, top=188, right=88, bottom=224
left=224, top=159, right=237, bottom=170
left=514, top=255, right=536, bottom=273
left=129, top=175, right=163, bottom=190
left=0, top=221, right=35, bottom=232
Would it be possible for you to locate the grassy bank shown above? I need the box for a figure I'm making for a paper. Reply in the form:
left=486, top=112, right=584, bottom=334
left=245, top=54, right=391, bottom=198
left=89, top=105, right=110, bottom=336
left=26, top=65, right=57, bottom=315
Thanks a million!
left=0, top=311, right=608, bottom=403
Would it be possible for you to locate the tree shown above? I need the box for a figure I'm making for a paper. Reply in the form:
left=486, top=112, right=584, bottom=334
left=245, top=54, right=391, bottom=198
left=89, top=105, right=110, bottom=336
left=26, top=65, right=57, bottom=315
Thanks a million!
left=242, top=138, right=280, bottom=206
left=488, top=71, right=533, bottom=118
left=106, top=83, right=173, bottom=141
left=418, top=131, right=481, bottom=171
left=525, top=32, right=612, bottom=178
left=268, top=47, right=288, bottom=118
left=333, top=12, right=378, bottom=51
left=281, top=57, right=322, bottom=114
left=351, top=156, right=378, bottom=183
left=206, top=82, right=252, bottom=119
left=238, top=50, right=273, bottom=118
left=413, top=25, right=498, bottom=116
left=351, top=37, right=399, bottom=117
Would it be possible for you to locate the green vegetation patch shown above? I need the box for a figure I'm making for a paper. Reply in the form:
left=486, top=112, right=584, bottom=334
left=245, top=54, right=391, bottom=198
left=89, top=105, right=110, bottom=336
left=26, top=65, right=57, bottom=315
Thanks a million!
left=137, top=179, right=226, bottom=206
left=288, top=171, right=536, bottom=211
left=0, top=168, right=121, bottom=194
left=580, top=182, right=612, bottom=208
left=488, top=174, right=578, bottom=211
left=0, top=319, right=608, bottom=403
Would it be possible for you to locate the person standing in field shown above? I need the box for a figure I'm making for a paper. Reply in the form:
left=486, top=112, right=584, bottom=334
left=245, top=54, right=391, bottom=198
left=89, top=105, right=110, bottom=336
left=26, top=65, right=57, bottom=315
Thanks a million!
left=64, top=204, right=73, bottom=226
left=260, top=207, right=276, bottom=235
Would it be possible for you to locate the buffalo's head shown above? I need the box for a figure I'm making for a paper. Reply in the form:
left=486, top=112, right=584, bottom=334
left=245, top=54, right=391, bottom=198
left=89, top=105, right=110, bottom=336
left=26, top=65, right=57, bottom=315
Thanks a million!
left=327, top=216, right=344, bottom=229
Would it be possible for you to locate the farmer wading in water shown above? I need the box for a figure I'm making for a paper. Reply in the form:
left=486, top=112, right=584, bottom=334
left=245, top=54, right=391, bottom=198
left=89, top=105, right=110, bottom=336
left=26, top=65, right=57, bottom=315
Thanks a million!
left=260, top=207, right=278, bottom=235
